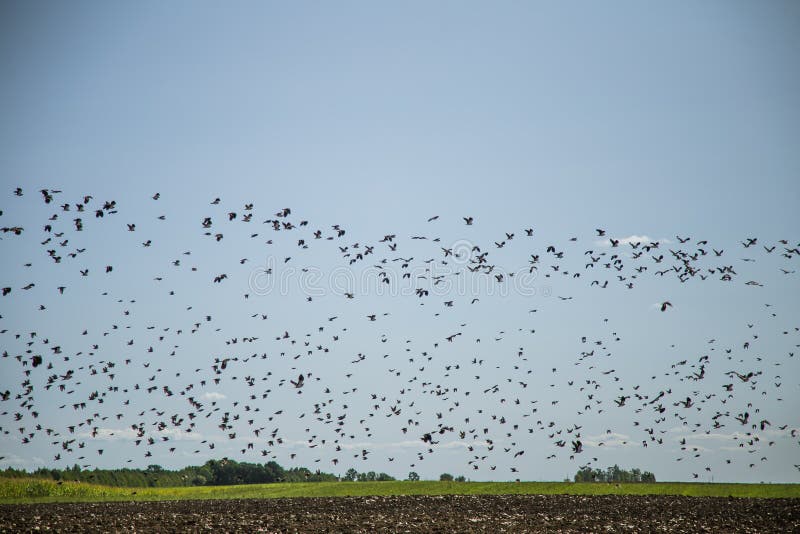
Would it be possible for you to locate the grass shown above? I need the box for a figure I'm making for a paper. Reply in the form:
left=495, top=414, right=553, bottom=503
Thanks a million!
left=1, top=478, right=798, bottom=504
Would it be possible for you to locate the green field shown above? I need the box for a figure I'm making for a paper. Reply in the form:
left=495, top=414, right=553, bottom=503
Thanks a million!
left=1, top=478, right=798, bottom=504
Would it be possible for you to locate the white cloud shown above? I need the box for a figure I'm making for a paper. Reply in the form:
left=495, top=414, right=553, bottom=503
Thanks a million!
left=278, top=440, right=488, bottom=451
left=584, top=432, right=630, bottom=441
left=0, top=453, right=44, bottom=467
left=764, top=427, right=799, bottom=437
left=671, top=431, right=749, bottom=442
left=670, top=444, right=713, bottom=453
left=581, top=432, right=634, bottom=448
left=158, top=428, right=205, bottom=441
left=77, top=427, right=139, bottom=441
left=595, top=235, right=671, bottom=247
left=77, top=427, right=204, bottom=442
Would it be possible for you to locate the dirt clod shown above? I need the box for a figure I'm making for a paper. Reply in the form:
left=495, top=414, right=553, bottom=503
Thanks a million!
left=1, top=494, right=798, bottom=533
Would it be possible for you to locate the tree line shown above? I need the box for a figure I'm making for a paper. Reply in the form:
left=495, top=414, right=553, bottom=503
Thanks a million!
left=3, top=460, right=653, bottom=486
left=573, top=465, right=656, bottom=483
left=0, top=459, right=380, bottom=487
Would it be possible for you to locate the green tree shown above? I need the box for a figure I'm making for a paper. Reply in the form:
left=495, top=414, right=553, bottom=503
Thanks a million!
left=574, top=466, right=655, bottom=483
left=1, top=459, right=345, bottom=488
left=343, top=468, right=358, bottom=482
left=264, top=461, right=285, bottom=483
left=439, top=473, right=454, bottom=481
left=574, top=466, right=593, bottom=482
left=407, top=471, right=419, bottom=481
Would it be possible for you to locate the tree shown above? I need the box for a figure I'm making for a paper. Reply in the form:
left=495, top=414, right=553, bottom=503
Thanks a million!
left=574, top=465, right=655, bottom=483
left=439, top=473, right=454, bottom=481
left=4, top=459, right=344, bottom=488
left=407, top=471, right=420, bottom=481
left=264, top=461, right=285, bottom=483
left=454, top=475, right=466, bottom=482
left=343, top=468, right=358, bottom=482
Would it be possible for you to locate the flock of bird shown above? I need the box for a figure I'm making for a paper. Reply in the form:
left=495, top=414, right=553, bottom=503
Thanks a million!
left=1, top=187, right=798, bottom=481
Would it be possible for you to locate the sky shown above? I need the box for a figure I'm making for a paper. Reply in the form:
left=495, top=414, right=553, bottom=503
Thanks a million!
left=0, top=1, right=799, bottom=483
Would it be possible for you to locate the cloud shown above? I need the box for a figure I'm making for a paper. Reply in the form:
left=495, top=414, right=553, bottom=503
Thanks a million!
left=670, top=431, right=749, bottom=442
left=77, top=427, right=204, bottom=442
left=672, top=444, right=713, bottom=453
left=280, top=440, right=488, bottom=451
left=764, top=427, right=800, bottom=438
left=583, top=432, right=630, bottom=441
left=77, top=428, right=139, bottom=441
left=595, top=235, right=671, bottom=247
left=158, top=428, right=205, bottom=441
left=684, top=433, right=735, bottom=441
left=201, top=392, right=227, bottom=401
left=581, top=432, right=634, bottom=448
left=0, top=453, right=45, bottom=468
left=337, top=440, right=423, bottom=451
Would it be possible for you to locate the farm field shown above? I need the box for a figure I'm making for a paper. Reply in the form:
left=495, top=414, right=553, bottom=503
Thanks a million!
left=1, top=494, right=798, bottom=532
left=2, top=477, right=799, bottom=503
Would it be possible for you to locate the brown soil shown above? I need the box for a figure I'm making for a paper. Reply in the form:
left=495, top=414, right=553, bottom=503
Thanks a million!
left=1, top=494, right=798, bottom=533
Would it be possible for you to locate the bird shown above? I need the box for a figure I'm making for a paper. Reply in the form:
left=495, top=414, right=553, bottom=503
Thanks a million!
left=0, top=184, right=795, bottom=487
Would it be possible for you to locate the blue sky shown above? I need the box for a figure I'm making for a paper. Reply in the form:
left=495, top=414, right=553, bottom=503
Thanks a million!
left=1, top=1, right=799, bottom=482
